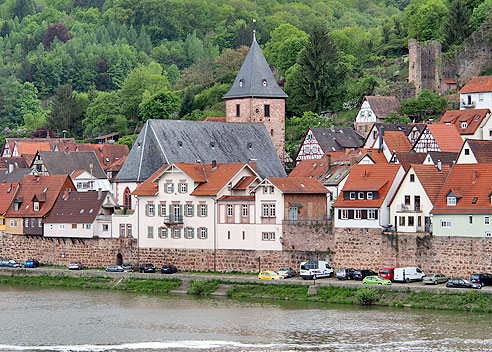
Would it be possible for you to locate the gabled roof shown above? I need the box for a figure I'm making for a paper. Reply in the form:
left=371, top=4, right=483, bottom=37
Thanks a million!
left=4, top=138, right=75, bottom=155
left=5, top=175, right=73, bottom=217
left=44, top=191, right=113, bottom=223
left=464, top=140, right=492, bottom=163
left=0, top=183, right=18, bottom=214
left=76, top=144, right=129, bottom=168
left=411, top=164, right=451, bottom=203
left=383, top=131, right=413, bottom=153
left=432, top=164, right=492, bottom=214
left=364, top=96, right=402, bottom=118
left=289, top=157, right=331, bottom=179
left=217, top=195, right=255, bottom=201
left=309, top=127, right=364, bottom=152
left=459, top=76, right=492, bottom=94
left=439, top=109, right=490, bottom=135
left=232, top=176, right=257, bottom=190
left=0, top=168, right=32, bottom=183
left=322, top=164, right=351, bottom=186
left=105, top=155, right=127, bottom=172
left=267, top=177, right=328, bottom=193
left=223, top=33, right=287, bottom=99
left=426, top=124, right=463, bottom=153
left=0, top=157, right=27, bottom=169
left=14, top=141, right=52, bottom=155
left=333, top=164, right=402, bottom=208
left=131, top=165, right=167, bottom=196
left=426, top=151, right=458, bottom=166
left=37, top=151, right=107, bottom=179
left=392, top=152, right=426, bottom=171
left=115, top=119, right=286, bottom=182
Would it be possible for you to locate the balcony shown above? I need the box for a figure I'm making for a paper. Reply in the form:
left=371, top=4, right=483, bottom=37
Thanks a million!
left=461, top=100, right=476, bottom=109
left=397, top=204, right=422, bottom=213
left=164, top=215, right=183, bottom=224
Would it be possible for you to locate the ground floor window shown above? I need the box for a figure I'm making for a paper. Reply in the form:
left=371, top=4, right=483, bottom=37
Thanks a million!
left=440, top=219, right=451, bottom=228
left=262, top=232, right=275, bottom=241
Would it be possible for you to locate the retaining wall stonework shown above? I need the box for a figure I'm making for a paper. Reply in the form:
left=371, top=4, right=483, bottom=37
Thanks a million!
left=2, top=227, right=492, bottom=276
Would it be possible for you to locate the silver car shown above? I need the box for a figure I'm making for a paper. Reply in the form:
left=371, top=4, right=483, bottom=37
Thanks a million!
left=277, top=267, right=296, bottom=278
left=423, top=273, right=448, bottom=285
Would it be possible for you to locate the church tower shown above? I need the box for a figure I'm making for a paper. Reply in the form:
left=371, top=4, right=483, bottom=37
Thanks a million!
left=223, top=32, right=287, bottom=164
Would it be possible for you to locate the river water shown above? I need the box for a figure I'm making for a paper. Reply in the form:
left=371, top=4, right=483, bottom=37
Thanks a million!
left=1, top=285, right=492, bottom=352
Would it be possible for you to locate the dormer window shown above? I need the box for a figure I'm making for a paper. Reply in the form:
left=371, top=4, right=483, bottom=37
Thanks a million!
left=349, top=192, right=356, bottom=200
left=33, top=202, right=39, bottom=211
left=447, top=196, right=457, bottom=206
left=358, top=192, right=364, bottom=199
left=239, top=79, right=243, bottom=87
left=262, top=79, right=267, bottom=87
left=461, top=122, right=468, bottom=129
left=13, top=202, right=20, bottom=211
left=178, top=141, right=183, bottom=148
left=367, top=192, right=373, bottom=200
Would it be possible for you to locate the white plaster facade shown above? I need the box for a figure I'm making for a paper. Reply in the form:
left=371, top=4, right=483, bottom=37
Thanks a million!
left=356, top=100, right=377, bottom=124
left=460, top=92, right=492, bottom=111
left=72, top=170, right=111, bottom=193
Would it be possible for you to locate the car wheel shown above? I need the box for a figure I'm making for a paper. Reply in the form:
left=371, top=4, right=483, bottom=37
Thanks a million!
left=405, top=278, right=410, bottom=283
left=434, top=280, right=438, bottom=285
left=363, top=282, right=366, bottom=284
left=378, top=283, right=382, bottom=285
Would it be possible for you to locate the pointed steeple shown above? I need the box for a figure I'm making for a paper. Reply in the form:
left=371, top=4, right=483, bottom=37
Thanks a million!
left=223, top=32, right=288, bottom=99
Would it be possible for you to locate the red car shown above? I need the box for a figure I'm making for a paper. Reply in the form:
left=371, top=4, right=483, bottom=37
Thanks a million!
left=379, top=267, right=396, bottom=281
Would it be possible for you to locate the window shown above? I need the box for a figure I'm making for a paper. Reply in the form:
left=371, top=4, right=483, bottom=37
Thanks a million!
left=86, top=224, right=91, bottom=229
left=101, top=224, right=108, bottom=231
left=486, top=216, right=490, bottom=225
left=147, top=226, right=153, bottom=238
left=31, top=219, right=35, bottom=227
left=479, top=93, right=484, bottom=102
left=72, top=224, right=77, bottom=229
left=270, top=232, right=275, bottom=240
left=49, top=224, right=53, bottom=230
left=487, top=232, right=491, bottom=237
left=227, top=231, right=231, bottom=240
left=13, top=202, right=19, bottom=211
left=263, top=186, right=268, bottom=194
left=25, top=219, right=28, bottom=227
left=262, top=79, right=267, bottom=87
left=199, top=227, right=208, bottom=239
left=399, top=216, right=405, bottom=226
left=59, top=224, right=65, bottom=230
left=33, top=202, right=39, bottom=211
left=242, top=204, right=248, bottom=217
left=159, top=204, right=166, bottom=217
left=147, top=204, right=155, bottom=217
left=355, top=209, right=362, bottom=219
left=38, top=219, right=41, bottom=227
left=262, top=232, right=269, bottom=241
left=469, top=215, right=473, bottom=224
left=368, top=209, right=376, bottom=219
left=0, top=219, right=4, bottom=225
left=410, top=174, right=415, bottom=182
left=120, top=224, right=125, bottom=237
left=269, top=204, right=276, bottom=217
left=312, top=145, right=318, bottom=153
left=173, top=227, right=181, bottom=239
left=200, top=204, right=208, bottom=217
left=349, top=192, right=356, bottom=200
left=270, top=186, right=274, bottom=194
left=127, top=224, right=132, bottom=237
left=166, top=183, right=174, bottom=193
left=179, top=183, right=188, bottom=193
left=264, top=105, right=270, bottom=117
left=123, top=187, right=131, bottom=209
left=367, top=192, right=373, bottom=200
left=242, top=231, right=245, bottom=240
left=447, top=196, right=457, bottom=206
left=185, top=227, right=194, bottom=239
left=186, top=204, right=194, bottom=217
left=408, top=216, right=414, bottom=226
left=358, top=192, right=364, bottom=200
left=160, top=227, right=168, bottom=239
left=305, top=146, right=310, bottom=154
left=9, top=220, right=15, bottom=227
left=236, top=104, right=240, bottom=117
left=227, top=204, right=233, bottom=217
left=461, top=122, right=468, bottom=129
left=405, top=195, right=411, bottom=206
left=464, top=148, right=470, bottom=155
left=341, top=209, right=349, bottom=219
left=263, top=204, right=269, bottom=217
left=441, top=219, right=451, bottom=228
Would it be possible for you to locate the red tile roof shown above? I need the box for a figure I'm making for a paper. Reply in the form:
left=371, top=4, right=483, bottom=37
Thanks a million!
left=0, top=183, right=18, bottom=214
left=232, top=176, right=257, bottom=190
left=5, top=175, right=74, bottom=217
left=44, top=191, right=111, bottom=223
left=217, top=195, right=255, bottom=201
left=76, top=144, right=129, bottom=169
left=106, top=155, right=127, bottom=172
left=190, top=163, right=250, bottom=195
left=459, top=76, right=492, bottom=94
left=383, top=131, right=412, bottom=153
left=364, top=96, right=402, bottom=118
left=439, top=109, right=490, bottom=135
left=333, top=164, right=402, bottom=208
left=15, top=141, right=52, bottom=156
left=132, top=165, right=167, bottom=196
left=432, top=164, right=492, bottom=214
left=393, top=152, right=426, bottom=171
left=411, top=164, right=451, bottom=203
left=426, top=124, right=463, bottom=153
left=442, top=78, right=457, bottom=84
left=289, top=157, right=330, bottom=178
left=205, top=117, right=226, bottom=122
left=267, top=177, right=328, bottom=193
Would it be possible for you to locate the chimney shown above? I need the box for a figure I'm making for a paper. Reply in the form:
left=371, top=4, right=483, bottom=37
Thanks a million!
left=8, top=163, right=13, bottom=174
left=473, top=170, right=478, bottom=183
left=63, top=189, right=69, bottom=200
left=378, top=127, right=384, bottom=151
left=437, top=160, right=442, bottom=172
left=325, top=155, right=331, bottom=169
left=97, top=188, right=102, bottom=199
left=211, top=160, right=217, bottom=170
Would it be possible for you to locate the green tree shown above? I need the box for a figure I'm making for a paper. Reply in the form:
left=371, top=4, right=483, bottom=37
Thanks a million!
left=384, top=111, right=411, bottom=124
left=285, top=111, right=334, bottom=156
left=405, top=0, right=448, bottom=40
left=24, top=111, right=48, bottom=132
left=18, top=82, right=42, bottom=117
left=83, top=91, right=127, bottom=136
left=470, top=0, right=492, bottom=31
left=264, top=24, right=308, bottom=73
left=400, top=89, right=448, bottom=121
left=442, top=0, right=471, bottom=49
left=116, top=135, right=133, bottom=149
left=46, top=84, right=85, bottom=137
left=179, top=87, right=196, bottom=118
left=139, top=89, right=180, bottom=121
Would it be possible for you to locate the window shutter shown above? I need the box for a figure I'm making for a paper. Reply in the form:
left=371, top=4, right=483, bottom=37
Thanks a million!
left=184, top=183, right=188, bottom=193
left=190, top=227, right=194, bottom=239
left=177, top=228, right=181, bottom=238
left=204, top=205, right=208, bottom=217
left=170, top=183, right=174, bottom=193
left=145, top=204, right=149, bottom=216
left=158, top=205, right=161, bottom=217
left=197, top=204, right=200, bottom=216
left=169, top=204, right=172, bottom=218
left=179, top=204, right=183, bottom=217
left=190, top=205, right=194, bottom=217
left=204, top=228, right=208, bottom=238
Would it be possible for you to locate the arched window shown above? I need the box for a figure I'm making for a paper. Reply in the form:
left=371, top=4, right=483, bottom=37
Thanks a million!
left=123, top=187, right=132, bottom=209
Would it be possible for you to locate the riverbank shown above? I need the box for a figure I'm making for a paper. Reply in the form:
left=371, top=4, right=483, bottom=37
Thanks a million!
left=2, top=268, right=492, bottom=313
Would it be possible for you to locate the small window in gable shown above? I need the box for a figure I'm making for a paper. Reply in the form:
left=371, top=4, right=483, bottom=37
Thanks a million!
left=461, top=122, right=468, bottom=129
left=410, top=174, right=415, bottom=182
left=472, top=197, right=478, bottom=204
left=447, top=196, right=457, bottom=206
left=367, top=192, right=373, bottom=200
left=464, top=148, right=470, bottom=155
left=349, top=192, right=356, bottom=200
left=262, top=79, right=267, bottom=87
left=358, top=192, right=364, bottom=200
left=239, top=79, right=243, bottom=87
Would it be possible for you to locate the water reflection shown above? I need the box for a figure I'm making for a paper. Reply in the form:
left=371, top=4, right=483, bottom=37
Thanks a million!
left=1, top=285, right=491, bottom=351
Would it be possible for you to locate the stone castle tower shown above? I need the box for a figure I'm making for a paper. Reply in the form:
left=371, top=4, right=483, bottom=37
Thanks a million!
left=223, top=32, right=287, bottom=164
left=408, top=39, right=441, bottom=94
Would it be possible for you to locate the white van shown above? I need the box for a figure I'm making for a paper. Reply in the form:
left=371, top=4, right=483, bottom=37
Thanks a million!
left=393, top=267, right=425, bottom=283
left=300, top=261, right=334, bottom=280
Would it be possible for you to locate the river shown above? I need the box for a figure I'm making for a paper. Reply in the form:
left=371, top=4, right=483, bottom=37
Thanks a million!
left=1, top=285, right=491, bottom=352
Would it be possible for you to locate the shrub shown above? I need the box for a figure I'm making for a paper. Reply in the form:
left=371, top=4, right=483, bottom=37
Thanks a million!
left=355, top=288, right=379, bottom=305
left=188, top=280, right=218, bottom=296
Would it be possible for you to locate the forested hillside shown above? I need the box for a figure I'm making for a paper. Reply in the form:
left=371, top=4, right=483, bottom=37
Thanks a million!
left=0, top=0, right=489, bottom=150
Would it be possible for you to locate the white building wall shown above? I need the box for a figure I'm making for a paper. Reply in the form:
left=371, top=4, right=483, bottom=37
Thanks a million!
left=356, top=101, right=377, bottom=123
left=113, top=181, right=140, bottom=208
left=460, top=92, right=492, bottom=111
left=44, top=222, right=96, bottom=238
left=456, top=141, right=478, bottom=164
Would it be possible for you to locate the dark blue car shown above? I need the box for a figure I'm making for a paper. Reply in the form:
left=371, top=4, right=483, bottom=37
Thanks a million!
left=24, top=259, right=40, bottom=268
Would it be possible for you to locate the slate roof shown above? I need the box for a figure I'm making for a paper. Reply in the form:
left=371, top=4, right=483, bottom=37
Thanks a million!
left=37, top=151, right=106, bottom=179
left=365, top=96, right=402, bottom=118
left=0, top=183, right=18, bottom=214
left=459, top=76, right=492, bottom=93
left=267, top=177, right=328, bottom=193
left=0, top=168, right=32, bottom=183
left=392, top=152, right=426, bottom=171
left=431, top=164, right=492, bottom=214
left=371, top=123, right=415, bottom=136
left=116, top=119, right=286, bottom=182
left=464, top=140, right=492, bottom=163
left=310, top=127, right=364, bottom=152
left=439, top=109, right=490, bottom=135
left=223, top=33, right=287, bottom=99
left=44, top=191, right=110, bottom=223
left=426, top=151, right=458, bottom=166
left=0, top=157, right=27, bottom=169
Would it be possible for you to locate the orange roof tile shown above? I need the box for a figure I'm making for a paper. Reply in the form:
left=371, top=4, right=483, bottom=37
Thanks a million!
left=0, top=183, right=18, bottom=214
left=411, top=164, right=451, bottom=203
left=289, top=157, right=330, bottom=178
left=5, top=175, right=74, bottom=217
left=15, top=141, right=52, bottom=156
left=267, top=177, right=328, bottom=193
left=462, top=139, right=492, bottom=163
left=333, top=164, right=402, bottom=208
left=442, top=78, right=457, bottom=84
left=426, top=124, right=463, bottom=153
left=459, top=76, right=492, bottom=93
left=191, top=163, right=249, bottom=195
left=106, top=155, right=127, bottom=172
left=217, top=195, right=255, bottom=201
left=232, top=176, right=257, bottom=190
left=70, top=169, right=86, bottom=178
left=439, top=109, right=490, bottom=135
left=432, top=164, right=492, bottom=214
left=383, top=131, right=412, bottom=153
left=132, top=165, right=167, bottom=196
left=76, top=144, right=129, bottom=168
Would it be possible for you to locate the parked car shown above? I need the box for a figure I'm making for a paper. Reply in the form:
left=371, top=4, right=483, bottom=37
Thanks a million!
left=423, top=273, right=448, bottom=285
left=446, top=278, right=481, bottom=289
left=353, top=269, right=377, bottom=280
left=300, top=261, right=333, bottom=280
left=336, top=268, right=355, bottom=280
left=393, top=267, right=425, bottom=283
left=139, top=263, right=156, bottom=273
left=258, top=271, right=284, bottom=280
left=121, top=263, right=134, bottom=272
left=68, top=261, right=83, bottom=270
left=2, top=259, right=21, bottom=268
left=161, top=264, right=178, bottom=274
left=24, top=259, right=40, bottom=268
left=378, top=267, right=396, bottom=281
left=277, top=267, right=296, bottom=278
left=106, top=265, right=124, bottom=272
left=362, top=275, right=392, bottom=285
left=470, top=273, right=492, bottom=287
